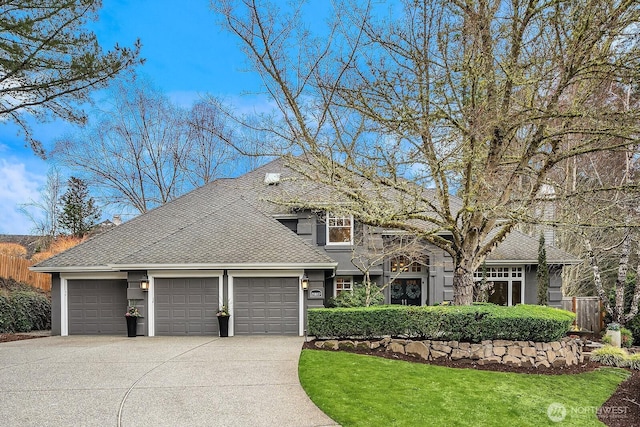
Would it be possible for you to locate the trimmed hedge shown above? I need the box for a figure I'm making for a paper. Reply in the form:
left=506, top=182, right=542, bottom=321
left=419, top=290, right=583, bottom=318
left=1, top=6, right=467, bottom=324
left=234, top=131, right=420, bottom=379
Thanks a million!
left=0, top=290, right=51, bottom=333
left=308, top=304, right=575, bottom=343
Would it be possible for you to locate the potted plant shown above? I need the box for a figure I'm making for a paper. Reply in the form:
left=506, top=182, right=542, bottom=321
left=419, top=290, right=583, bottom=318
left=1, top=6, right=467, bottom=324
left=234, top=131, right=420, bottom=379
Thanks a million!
left=125, top=305, right=142, bottom=337
left=605, top=322, right=621, bottom=348
left=217, top=304, right=230, bottom=337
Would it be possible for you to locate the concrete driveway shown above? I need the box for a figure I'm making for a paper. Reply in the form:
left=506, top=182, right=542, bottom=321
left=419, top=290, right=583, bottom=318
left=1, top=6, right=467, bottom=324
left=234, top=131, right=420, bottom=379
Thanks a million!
left=0, top=336, right=338, bottom=427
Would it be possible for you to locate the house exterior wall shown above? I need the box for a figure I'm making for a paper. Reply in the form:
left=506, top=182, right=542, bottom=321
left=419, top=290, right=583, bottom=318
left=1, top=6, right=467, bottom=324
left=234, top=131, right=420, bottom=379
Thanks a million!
left=304, top=269, right=326, bottom=333
left=549, top=266, right=563, bottom=308
left=284, top=210, right=569, bottom=309
left=524, top=266, right=563, bottom=308
left=525, top=268, right=537, bottom=304
left=436, top=249, right=455, bottom=303
left=51, top=274, right=61, bottom=336
left=126, top=271, right=148, bottom=336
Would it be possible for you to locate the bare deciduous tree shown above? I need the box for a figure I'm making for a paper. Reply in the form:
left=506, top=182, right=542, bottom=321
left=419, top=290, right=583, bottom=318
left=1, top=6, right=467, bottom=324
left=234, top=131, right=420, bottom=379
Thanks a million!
left=19, top=167, right=64, bottom=241
left=215, top=0, right=640, bottom=305
left=186, top=100, right=237, bottom=186
left=349, top=226, right=430, bottom=307
left=53, top=80, right=235, bottom=213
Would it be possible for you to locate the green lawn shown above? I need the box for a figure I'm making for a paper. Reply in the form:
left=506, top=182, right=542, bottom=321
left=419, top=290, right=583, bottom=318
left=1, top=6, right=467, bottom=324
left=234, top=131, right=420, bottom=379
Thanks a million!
left=299, top=350, right=629, bottom=427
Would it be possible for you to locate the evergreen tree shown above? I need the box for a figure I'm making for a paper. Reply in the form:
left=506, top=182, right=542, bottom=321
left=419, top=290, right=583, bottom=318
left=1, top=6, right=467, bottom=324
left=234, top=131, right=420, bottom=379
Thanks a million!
left=0, top=1, right=142, bottom=157
left=58, top=177, right=101, bottom=237
left=537, top=234, right=550, bottom=306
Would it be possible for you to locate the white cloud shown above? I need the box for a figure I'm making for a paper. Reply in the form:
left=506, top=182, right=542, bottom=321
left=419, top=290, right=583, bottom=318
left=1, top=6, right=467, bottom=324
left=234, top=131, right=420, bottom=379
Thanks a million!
left=0, top=159, right=46, bottom=234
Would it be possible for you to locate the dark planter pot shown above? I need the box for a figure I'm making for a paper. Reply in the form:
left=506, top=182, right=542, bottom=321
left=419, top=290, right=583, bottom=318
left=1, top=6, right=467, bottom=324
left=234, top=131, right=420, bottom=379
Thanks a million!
left=218, top=315, right=230, bottom=337
left=126, top=316, right=137, bottom=337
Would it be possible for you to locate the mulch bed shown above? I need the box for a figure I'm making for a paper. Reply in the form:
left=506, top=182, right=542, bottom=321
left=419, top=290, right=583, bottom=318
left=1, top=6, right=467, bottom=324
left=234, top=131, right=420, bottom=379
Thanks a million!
left=303, top=340, right=640, bottom=426
left=0, top=333, right=48, bottom=343
left=599, top=370, right=640, bottom=427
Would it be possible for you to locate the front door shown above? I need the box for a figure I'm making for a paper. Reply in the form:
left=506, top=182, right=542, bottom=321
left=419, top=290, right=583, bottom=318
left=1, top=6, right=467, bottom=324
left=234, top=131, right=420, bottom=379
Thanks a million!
left=391, top=279, right=422, bottom=306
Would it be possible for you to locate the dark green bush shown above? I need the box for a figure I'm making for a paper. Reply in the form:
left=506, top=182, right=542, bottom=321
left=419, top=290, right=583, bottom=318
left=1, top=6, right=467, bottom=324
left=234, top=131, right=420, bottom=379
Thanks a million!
left=627, top=315, right=640, bottom=346
left=0, top=290, right=51, bottom=333
left=326, top=282, right=385, bottom=308
left=308, top=304, right=575, bottom=342
left=0, top=293, right=13, bottom=332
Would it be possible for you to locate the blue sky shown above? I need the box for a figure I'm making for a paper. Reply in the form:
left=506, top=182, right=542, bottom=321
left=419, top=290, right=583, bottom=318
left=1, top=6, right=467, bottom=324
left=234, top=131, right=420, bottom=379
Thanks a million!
left=0, top=0, right=295, bottom=234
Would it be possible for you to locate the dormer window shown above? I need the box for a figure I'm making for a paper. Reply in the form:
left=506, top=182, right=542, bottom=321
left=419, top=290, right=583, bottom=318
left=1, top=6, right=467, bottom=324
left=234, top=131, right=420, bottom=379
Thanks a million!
left=264, top=173, right=281, bottom=185
left=326, top=212, right=353, bottom=245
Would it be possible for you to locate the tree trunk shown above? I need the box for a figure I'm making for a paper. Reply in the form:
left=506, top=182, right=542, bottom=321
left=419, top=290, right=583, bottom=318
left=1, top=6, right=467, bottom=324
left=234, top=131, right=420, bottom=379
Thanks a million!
left=585, top=237, right=613, bottom=319
left=624, top=259, right=640, bottom=323
left=453, top=264, right=475, bottom=305
left=613, top=232, right=631, bottom=323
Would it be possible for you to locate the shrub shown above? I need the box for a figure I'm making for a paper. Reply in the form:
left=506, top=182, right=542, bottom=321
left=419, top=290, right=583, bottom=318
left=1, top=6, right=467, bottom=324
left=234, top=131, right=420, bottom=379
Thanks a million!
left=0, top=293, right=13, bottom=332
left=629, top=353, right=640, bottom=370
left=326, top=282, right=385, bottom=308
left=620, top=327, right=633, bottom=348
left=308, top=304, right=575, bottom=342
left=589, top=346, right=629, bottom=368
left=627, top=315, right=640, bottom=346
left=0, top=289, right=51, bottom=333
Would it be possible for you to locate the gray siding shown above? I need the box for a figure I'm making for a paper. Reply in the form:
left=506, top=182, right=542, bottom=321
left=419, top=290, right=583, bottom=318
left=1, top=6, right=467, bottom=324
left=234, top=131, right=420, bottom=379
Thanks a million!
left=51, top=274, right=60, bottom=336
left=524, top=267, right=537, bottom=304
left=126, top=271, right=147, bottom=336
left=549, top=266, right=563, bottom=308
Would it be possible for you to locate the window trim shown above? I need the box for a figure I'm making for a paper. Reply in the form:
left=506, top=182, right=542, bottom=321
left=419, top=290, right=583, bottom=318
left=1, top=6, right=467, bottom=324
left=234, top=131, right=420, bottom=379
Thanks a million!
left=390, top=256, right=426, bottom=273
left=334, top=276, right=353, bottom=296
left=326, top=212, right=354, bottom=245
left=474, top=266, right=525, bottom=306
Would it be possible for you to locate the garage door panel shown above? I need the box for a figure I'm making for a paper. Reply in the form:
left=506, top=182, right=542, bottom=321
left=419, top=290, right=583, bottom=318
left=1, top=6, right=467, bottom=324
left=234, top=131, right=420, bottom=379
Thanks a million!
left=234, top=277, right=298, bottom=335
left=188, top=295, right=203, bottom=304
left=68, top=279, right=128, bottom=335
left=283, top=293, right=298, bottom=303
left=155, top=277, right=218, bottom=336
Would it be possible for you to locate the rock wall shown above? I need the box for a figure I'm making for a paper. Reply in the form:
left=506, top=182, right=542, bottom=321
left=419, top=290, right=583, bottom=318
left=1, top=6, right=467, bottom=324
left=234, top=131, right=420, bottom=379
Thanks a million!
left=314, top=337, right=583, bottom=367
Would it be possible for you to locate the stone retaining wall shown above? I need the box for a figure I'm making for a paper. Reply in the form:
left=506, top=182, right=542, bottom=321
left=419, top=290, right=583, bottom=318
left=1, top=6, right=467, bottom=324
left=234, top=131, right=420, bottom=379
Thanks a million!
left=314, top=337, right=583, bottom=367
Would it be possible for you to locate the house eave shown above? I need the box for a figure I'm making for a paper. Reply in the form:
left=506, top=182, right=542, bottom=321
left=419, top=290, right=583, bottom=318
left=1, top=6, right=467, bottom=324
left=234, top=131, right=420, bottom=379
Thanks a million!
left=109, top=262, right=338, bottom=270
left=29, top=266, right=115, bottom=274
left=31, top=262, right=338, bottom=274
left=485, top=259, right=582, bottom=266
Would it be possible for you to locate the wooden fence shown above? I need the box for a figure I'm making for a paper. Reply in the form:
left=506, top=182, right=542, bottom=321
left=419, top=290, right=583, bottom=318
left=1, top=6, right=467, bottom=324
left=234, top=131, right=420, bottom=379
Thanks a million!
left=562, top=296, right=603, bottom=334
left=0, top=253, right=51, bottom=292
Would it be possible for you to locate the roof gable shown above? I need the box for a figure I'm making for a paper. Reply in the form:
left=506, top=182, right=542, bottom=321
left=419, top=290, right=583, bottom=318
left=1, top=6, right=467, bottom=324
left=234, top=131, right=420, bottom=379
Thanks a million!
left=33, top=179, right=334, bottom=270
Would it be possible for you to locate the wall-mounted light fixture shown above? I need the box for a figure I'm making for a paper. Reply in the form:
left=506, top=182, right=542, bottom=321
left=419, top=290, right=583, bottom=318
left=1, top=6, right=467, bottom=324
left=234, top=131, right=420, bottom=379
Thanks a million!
left=301, top=274, right=309, bottom=290
left=140, top=276, right=149, bottom=291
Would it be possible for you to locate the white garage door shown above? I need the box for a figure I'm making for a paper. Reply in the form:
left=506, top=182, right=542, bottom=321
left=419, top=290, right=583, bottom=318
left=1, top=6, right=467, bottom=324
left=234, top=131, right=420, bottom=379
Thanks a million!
left=154, top=277, right=219, bottom=335
left=234, top=277, right=299, bottom=335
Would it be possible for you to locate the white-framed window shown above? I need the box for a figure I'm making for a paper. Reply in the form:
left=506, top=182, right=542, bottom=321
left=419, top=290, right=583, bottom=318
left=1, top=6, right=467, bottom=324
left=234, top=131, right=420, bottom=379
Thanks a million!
left=326, top=213, right=353, bottom=245
left=474, top=266, right=525, bottom=306
left=390, top=256, right=426, bottom=273
left=335, top=276, right=353, bottom=295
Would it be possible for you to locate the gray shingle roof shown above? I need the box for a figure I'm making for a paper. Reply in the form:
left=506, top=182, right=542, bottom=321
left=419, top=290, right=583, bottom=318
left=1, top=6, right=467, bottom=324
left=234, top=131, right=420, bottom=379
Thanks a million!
left=33, top=178, right=334, bottom=270
left=33, top=157, right=578, bottom=271
left=487, top=230, right=579, bottom=264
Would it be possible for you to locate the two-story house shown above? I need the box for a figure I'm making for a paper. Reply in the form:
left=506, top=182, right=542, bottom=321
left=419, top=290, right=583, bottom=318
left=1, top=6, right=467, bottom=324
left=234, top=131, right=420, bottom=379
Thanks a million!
left=32, top=158, right=579, bottom=337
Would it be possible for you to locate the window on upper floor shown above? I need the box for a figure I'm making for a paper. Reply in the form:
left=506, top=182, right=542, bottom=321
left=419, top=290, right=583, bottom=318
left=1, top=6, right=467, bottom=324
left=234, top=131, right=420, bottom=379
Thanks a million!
left=326, top=213, right=353, bottom=245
